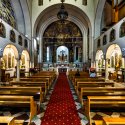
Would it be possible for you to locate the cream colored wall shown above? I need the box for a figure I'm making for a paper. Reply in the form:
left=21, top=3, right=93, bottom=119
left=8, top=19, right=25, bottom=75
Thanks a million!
left=32, top=0, right=96, bottom=36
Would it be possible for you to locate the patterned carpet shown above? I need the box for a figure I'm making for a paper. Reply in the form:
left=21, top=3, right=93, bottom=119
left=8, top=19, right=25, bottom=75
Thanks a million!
left=41, top=72, right=87, bottom=125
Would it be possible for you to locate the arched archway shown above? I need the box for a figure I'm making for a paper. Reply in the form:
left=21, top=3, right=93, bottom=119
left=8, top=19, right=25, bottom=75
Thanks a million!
left=1, top=44, right=18, bottom=77
left=95, top=50, right=104, bottom=71
left=21, top=50, right=30, bottom=72
left=33, top=3, right=92, bottom=67
left=42, top=20, right=83, bottom=64
left=106, top=44, right=123, bottom=71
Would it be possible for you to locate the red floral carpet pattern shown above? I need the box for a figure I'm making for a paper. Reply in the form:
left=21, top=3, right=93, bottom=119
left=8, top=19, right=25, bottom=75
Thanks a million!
left=41, top=73, right=81, bottom=125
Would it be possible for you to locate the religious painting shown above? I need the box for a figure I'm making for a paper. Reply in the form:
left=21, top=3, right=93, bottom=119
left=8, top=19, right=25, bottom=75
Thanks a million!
left=18, top=35, right=22, bottom=46
left=1, top=0, right=16, bottom=28
left=24, top=39, right=28, bottom=48
left=10, top=30, right=16, bottom=43
left=103, top=35, right=107, bottom=45
left=0, top=22, right=6, bottom=38
left=120, top=22, right=125, bottom=37
left=110, top=29, right=115, bottom=42
left=82, top=0, right=87, bottom=5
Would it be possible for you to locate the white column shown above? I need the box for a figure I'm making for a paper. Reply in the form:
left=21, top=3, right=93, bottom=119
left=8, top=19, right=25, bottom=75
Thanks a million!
left=105, top=58, right=109, bottom=81
left=16, top=58, right=20, bottom=81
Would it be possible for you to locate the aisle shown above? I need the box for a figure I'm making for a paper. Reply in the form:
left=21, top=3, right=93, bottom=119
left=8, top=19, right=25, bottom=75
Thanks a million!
left=41, top=73, right=81, bottom=125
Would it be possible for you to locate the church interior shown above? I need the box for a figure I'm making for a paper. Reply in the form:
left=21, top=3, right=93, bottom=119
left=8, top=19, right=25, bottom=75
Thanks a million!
left=0, top=0, right=125, bottom=125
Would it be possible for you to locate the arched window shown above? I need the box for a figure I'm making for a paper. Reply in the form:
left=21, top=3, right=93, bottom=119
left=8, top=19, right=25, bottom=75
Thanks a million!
left=120, top=22, right=125, bottom=37
left=0, top=22, right=6, bottom=38
left=24, top=39, right=28, bottom=48
left=18, top=35, right=22, bottom=46
left=97, top=39, right=101, bottom=48
left=110, top=29, right=115, bottom=42
left=47, top=46, right=50, bottom=62
left=103, top=35, right=107, bottom=45
left=10, top=30, right=16, bottom=43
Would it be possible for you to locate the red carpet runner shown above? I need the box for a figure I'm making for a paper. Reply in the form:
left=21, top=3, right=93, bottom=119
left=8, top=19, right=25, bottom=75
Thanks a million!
left=41, top=73, right=81, bottom=125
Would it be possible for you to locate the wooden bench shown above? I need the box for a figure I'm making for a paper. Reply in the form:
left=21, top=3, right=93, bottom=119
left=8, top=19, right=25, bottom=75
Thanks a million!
left=20, top=78, right=51, bottom=89
left=0, top=116, right=15, bottom=125
left=29, top=74, right=56, bottom=83
left=73, top=78, right=105, bottom=87
left=10, top=81, right=47, bottom=95
left=79, top=87, right=125, bottom=105
left=103, top=117, right=125, bottom=125
left=85, top=96, right=125, bottom=124
left=76, top=81, right=114, bottom=93
left=0, top=95, right=37, bottom=124
left=94, top=117, right=125, bottom=125
left=0, top=86, right=43, bottom=105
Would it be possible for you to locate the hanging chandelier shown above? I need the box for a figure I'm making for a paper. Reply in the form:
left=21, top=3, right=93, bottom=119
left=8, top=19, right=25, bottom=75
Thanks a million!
left=57, top=0, right=68, bottom=23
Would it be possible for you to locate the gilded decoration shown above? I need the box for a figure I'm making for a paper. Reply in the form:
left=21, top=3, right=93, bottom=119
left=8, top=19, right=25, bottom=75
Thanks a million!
left=43, top=20, right=83, bottom=62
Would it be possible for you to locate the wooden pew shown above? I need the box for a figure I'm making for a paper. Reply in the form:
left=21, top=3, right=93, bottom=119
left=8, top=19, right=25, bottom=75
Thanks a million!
left=94, top=117, right=125, bottom=125
left=0, top=116, right=15, bottom=125
left=68, top=71, right=89, bottom=81
left=0, top=86, right=43, bottom=105
left=79, top=87, right=125, bottom=105
left=103, top=117, right=125, bottom=125
left=76, top=81, right=114, bottom=94
left=73, top=78, right=105, bottom=87
left=20, top=78, right=51, bottom=89
left=0, top=95, right=37, bottom=124
left=9, top=81, right=47, bottom=96
left=85, top=96, right=125, bottom=125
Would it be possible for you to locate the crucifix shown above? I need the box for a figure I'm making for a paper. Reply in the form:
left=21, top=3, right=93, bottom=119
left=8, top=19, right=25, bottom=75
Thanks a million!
left=60, top=50, right=65, bottom=62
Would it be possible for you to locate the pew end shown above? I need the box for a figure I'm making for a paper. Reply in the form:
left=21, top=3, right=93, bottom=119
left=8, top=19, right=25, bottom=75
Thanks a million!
left=0, top=116, right=15, bottom=125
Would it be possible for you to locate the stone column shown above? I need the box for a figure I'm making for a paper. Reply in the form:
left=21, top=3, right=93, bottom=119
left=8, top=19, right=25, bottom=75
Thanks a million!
left=16, top=54, right=21, bottom=81
left=105, top=58, right=109, bottom=81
